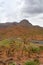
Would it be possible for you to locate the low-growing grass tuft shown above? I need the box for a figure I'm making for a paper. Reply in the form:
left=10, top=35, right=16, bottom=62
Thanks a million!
left=24, top=60, right=39, bottom=65
left=31, top=46, right=40, bottom=53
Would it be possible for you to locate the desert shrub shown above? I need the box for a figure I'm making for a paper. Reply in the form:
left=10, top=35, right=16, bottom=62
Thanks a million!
left=0, top=38, right=15, bottom=47
left=24, top=60, right=39, bottom=65
left=31, top=46, right=40, bottom=53
left=39, top=46, right=43, bottom=50
left=8, top=62, right=15, bottom=65
left=0, top=39, right=11, bottom=46
left=34, top=58, right=39, bottom=64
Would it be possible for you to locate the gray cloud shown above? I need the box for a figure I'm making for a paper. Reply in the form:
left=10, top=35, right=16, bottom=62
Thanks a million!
left=22, top=0, right=43, bottom=14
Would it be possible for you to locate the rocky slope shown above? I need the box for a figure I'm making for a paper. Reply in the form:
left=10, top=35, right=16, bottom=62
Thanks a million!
left=0, top=19, right=43, bottom=40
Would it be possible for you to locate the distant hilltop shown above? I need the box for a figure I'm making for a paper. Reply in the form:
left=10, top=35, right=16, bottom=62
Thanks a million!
left=0, top=19, right=43, bottom=28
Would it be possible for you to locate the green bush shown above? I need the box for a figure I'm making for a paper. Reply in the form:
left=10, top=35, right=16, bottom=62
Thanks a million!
left=24, top=60, right=39, bottom=65
left=39, top=46, right=43, bottom=50
left=8, top=62, right=16, bottom=65
left=31, top=46, right=40, bottom=53
left=34, top=58, right=39, bottom=64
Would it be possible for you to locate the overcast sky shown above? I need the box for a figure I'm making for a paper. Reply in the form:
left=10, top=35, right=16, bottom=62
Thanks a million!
left=0, top=0, right=43, bottom=27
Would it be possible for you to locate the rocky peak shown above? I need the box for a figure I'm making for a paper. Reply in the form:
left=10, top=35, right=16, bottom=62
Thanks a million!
left=19, top=19, right=32, bottom=27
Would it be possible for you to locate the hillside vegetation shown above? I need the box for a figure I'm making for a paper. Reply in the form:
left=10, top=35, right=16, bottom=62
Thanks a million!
left=0, top=38, right=43, bottom=65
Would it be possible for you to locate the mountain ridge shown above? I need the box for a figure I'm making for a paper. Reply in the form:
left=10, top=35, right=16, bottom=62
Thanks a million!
left=0, top=19, right=43, bottom=41
left=0, top=19, right=43, bottom=28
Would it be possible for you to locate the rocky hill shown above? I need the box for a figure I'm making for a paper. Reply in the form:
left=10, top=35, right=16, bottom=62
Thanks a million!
left=0, top=19, right=43, bottom=41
